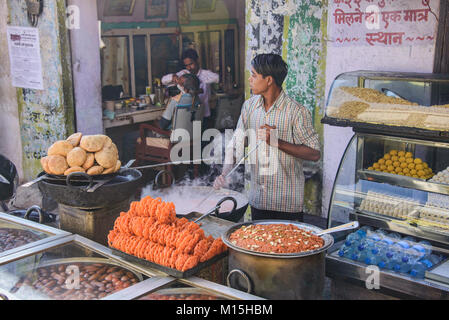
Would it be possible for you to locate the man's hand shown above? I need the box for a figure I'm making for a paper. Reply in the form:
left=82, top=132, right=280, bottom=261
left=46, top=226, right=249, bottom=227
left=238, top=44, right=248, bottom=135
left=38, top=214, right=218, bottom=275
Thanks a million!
left=213, top=174, right=228, bottom=189
left=257, top=124, right=278, bottom=147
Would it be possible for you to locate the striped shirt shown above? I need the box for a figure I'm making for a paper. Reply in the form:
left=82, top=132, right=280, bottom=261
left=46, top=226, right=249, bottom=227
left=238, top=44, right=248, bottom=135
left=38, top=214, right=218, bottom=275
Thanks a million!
left=229, top=90, right=320, bottom=213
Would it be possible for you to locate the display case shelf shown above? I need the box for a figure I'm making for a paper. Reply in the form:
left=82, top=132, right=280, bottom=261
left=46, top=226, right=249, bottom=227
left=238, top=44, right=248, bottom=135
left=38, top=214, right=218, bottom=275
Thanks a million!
left=357, top=170, right=449, bottom=196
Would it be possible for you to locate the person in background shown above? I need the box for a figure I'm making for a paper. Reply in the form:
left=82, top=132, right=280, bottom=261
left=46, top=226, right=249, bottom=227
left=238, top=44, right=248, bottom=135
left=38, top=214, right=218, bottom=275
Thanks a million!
left=213, top=53, right=321, bottom=221
left=159, top=73, right=203, bottom=132
left=162, top=48, right=219, bottom=131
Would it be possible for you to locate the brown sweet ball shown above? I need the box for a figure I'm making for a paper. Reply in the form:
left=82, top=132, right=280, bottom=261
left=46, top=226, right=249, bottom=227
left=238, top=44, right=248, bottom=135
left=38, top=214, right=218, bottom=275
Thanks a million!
left=47, top=155, right=69, bottom=175
left=66, top=132, right=83, bottom=147
left=80, top=135, right=107, bottom=153
left=87, top=165, right=104, bottom=175
left=95, top=145, right=118, bottom=169
left=47, top=140, right=74, bottom=157
left=66, top=147, right=87, bottom=167
left=82, top=153, right=95, bottom=170
left=40, top=156, right=51, bottom=174
left=64, top=166, right=86, bottom=176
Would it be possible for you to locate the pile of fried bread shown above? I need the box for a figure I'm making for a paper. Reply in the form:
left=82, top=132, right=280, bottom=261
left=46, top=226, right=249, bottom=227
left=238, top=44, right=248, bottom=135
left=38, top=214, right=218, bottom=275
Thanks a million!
left=40, top=133, right=121, bottom=176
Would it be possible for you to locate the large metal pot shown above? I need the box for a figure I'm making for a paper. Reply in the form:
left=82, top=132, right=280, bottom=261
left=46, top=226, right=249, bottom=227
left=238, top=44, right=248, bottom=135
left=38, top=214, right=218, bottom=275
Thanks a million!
left=38, top=168, right=143, bottom=209
left=222, top=220, right=334, bottom=300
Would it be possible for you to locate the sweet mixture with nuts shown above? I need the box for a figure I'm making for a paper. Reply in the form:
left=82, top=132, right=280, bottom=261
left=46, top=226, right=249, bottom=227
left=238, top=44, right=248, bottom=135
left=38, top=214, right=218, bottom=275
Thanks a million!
left=229, top=224, right=324, bottom=254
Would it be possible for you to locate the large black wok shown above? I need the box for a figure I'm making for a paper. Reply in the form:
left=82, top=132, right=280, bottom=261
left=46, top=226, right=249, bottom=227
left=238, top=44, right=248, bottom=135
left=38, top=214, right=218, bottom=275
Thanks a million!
left=144, top=171, right=248, bottom=223
left=38, top=168, right=142, bottom=209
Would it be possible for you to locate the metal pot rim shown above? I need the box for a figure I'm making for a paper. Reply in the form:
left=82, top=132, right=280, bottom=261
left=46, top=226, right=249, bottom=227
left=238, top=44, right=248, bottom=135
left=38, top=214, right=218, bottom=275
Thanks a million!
left=222, top=220, right=334, bottom=259
left=151, top=185, right=249, bottom=211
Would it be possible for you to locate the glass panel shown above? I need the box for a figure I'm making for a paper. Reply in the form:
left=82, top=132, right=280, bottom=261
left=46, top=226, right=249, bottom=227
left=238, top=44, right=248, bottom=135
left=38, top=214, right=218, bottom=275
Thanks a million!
left=198, top=31, right=222, bottom=80
left=136, top=281, right=230, bottom=300
left=101, top=36, right=131, bottom=98
left=150, top=34, right=180, bottom=84
left=329, top=132, right=449, bottom=242
left=327, top=134, right=357, bottom=229
left=325, top=71, right=449, bottom=131
left=0, top=220, right=50, bottom=253
left=0, top=242, right=144, bottom=300
left=133, top=35, right=148, bottom=97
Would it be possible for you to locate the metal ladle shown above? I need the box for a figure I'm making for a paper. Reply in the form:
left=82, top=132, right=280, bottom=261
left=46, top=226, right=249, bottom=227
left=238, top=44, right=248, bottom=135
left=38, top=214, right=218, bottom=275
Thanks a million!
left=314, top=221, right=359, bottom=237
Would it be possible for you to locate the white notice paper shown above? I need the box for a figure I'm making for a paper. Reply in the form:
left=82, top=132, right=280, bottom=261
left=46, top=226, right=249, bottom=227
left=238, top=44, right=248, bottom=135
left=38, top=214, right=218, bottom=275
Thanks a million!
left=7, top=26, right=44, bottom=90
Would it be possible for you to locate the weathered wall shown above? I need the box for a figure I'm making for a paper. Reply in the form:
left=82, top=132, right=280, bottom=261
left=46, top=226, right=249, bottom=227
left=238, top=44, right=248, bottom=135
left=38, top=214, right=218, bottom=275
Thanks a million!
left=0, top=1, right=23, bottom=181
left=68, top=0, right=103, bottom=135
left=98, top=0, right=238, bottom=23
left=7, top=0, right=75, bottom=181
left=245, top=0, right=328, bottom=215
left=322, top=0, right=440, bottom=218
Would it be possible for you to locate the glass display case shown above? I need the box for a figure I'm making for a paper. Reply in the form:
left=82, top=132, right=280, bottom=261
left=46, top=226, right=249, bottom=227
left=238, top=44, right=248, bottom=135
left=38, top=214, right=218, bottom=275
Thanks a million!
left=104, top=276, right=264, bottom=301
left=0, top=212, right=70, bottom=259
left=0, top=234, right=166, bottom=300
left=322, top=71, right=449, bottom=138
left=324, top=71, right=449, bottom=299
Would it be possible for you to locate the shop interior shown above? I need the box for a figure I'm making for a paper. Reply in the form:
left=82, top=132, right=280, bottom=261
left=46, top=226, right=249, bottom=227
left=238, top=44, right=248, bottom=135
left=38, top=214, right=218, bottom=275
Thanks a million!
left=97, top=0, right=245, bottom=180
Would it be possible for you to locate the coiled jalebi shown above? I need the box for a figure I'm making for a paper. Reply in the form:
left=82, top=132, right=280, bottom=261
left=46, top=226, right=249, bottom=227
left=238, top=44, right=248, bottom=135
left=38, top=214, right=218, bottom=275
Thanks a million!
left=108, top=195, right=227, bottom=272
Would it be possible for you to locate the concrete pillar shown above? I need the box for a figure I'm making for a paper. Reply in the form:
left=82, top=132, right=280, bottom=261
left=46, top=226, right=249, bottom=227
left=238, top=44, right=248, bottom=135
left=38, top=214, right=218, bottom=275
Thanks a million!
left=7, top=0, right=75, bottom=181
left=0, top=1, right=23, bottom=181
left=67, top=0, right=103, bottom=135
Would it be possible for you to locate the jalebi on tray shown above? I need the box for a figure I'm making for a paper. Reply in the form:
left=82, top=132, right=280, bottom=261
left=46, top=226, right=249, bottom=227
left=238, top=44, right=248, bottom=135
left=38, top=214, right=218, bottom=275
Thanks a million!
left=107, top=196, right=227, bottom=272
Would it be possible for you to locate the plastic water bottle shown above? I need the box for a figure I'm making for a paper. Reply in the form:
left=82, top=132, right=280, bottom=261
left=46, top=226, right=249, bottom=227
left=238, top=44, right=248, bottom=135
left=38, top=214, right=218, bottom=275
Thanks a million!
left=359, top=226, right=374, bottom=234
left=403, top=236, right=417, bottom=243
left=364, top=246, right=383, bottom=266
left=338, top=240, right=355, bottom=258
left=393, top=239, right=412, bottom=250
left=387, top=232, right=402, bottom=240
left=396, top=250, right=420, bottom=274
left=375, top=229, right=389, bottom=238
left=410, top=259, right=434, bottom=279
left=429, top=254, right=443, bottom=266
left=346, top=232, right=364, bottom=242
left=410, top=240, right=432, bottom=260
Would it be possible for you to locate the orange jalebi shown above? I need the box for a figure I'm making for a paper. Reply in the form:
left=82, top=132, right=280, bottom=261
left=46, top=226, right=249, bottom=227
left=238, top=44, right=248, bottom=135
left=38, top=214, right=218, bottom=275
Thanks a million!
left=107, top=196, right=227, bottom=272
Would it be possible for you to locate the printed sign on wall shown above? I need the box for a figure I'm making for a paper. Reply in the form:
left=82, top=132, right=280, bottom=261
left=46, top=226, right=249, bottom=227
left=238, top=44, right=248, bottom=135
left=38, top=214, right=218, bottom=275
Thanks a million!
left=7, top=26, right=44, bottom=90
left=329, top=0, right=439, bottom=47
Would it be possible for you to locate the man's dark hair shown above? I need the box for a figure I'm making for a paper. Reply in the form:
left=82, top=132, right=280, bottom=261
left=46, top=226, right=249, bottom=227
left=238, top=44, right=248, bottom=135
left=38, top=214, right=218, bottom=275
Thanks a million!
left=181, top=48, right=199, bottom=61
left=251, top=53, right=288, bottom=88
left=181, top=73, right=200, bottom=96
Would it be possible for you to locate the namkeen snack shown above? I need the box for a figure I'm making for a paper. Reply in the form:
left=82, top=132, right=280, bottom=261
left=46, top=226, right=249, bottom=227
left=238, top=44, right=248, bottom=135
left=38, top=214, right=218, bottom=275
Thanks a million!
left=107, top=196, right=227, bottom=272
left=367, top=149, right=434, bottom=179
left=229, top=223, right=324, bottom=254
left=40, top=133, right=120, bottom=176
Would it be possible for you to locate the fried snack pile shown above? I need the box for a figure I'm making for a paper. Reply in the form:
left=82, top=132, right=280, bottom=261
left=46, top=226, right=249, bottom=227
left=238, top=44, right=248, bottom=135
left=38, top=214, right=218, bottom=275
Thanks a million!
left=340, top=87, right=418, bottom=105
left=107, top=196, right=227, bottom=272
left=40, top=133, right=121, bottom=176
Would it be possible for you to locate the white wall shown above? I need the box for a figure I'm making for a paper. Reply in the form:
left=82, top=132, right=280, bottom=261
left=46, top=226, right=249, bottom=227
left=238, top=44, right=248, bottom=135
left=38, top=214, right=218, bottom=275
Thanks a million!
left=322, top=1, right=439, bottom=217
left=0, top=1, right=23, bottom=181
left=69, top=0, right=104, bottom=135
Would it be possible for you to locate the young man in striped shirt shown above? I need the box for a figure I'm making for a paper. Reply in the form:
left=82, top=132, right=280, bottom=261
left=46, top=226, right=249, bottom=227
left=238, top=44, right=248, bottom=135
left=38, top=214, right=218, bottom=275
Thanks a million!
left=214, top=54, right=321, bottom=221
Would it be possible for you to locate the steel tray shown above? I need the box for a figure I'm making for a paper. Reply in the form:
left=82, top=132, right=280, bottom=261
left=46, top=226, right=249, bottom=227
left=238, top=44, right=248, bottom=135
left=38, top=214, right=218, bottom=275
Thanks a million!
left=110, top=247, right=228, bottom=279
